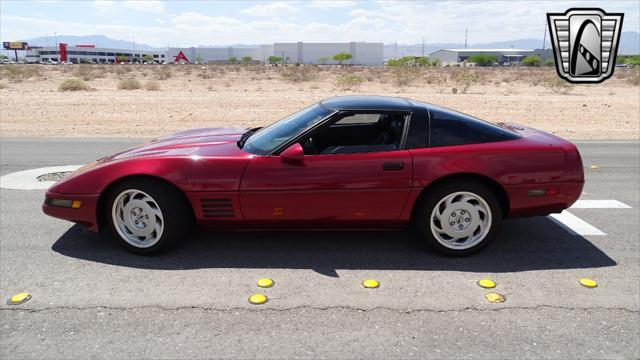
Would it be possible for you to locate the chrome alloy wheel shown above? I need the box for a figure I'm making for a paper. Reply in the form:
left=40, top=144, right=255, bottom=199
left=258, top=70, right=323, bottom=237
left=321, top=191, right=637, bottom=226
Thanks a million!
left=111, top=189, right=164, bottom=248
left=429, top=191, right=492, bottom=250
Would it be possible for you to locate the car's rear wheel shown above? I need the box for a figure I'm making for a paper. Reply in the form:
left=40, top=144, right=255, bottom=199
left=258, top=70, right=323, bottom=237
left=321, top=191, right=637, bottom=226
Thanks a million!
left=106, top=179, right=192, bottom=255
left=414, top=181, right=502, bottom=256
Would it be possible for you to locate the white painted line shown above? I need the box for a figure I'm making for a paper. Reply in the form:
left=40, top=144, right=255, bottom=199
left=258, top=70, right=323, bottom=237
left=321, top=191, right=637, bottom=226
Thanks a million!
left=0, top=165, right=82, bottom=190
left=549, top=211, right=606, bottom=236
left=571, top=200, right=632, bottom=209
left=573, top=141, right=640, bottom=144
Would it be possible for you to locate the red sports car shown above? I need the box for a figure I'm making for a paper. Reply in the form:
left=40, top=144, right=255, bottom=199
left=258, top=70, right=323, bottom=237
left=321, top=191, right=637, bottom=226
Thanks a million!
left=43, top=96, right=584, bottom=255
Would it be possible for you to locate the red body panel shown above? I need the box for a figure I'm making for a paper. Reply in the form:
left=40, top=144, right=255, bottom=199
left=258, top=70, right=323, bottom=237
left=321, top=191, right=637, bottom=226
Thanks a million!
left=240, top=150, right=412, bottom=226
left=43, top=121, right=584, bottom=232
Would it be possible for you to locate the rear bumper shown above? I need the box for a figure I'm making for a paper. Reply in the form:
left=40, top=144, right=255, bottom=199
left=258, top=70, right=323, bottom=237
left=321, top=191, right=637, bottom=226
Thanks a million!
left=506, top=180, right=584, bottom=217
left=42, top=191, right=100, bottom=231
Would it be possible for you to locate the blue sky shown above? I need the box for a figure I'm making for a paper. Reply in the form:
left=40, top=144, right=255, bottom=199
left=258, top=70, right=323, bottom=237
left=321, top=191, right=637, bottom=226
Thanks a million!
left=1, top=0, right=638, bottom=46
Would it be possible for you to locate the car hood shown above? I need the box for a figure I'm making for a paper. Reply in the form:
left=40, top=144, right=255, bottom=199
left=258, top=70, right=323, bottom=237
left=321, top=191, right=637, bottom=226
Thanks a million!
left=107, top=127, right=250, bottom=161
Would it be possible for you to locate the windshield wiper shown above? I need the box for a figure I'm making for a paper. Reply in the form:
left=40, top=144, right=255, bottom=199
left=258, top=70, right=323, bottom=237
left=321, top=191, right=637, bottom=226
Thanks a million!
left=238, top=127, right=261, bottom=148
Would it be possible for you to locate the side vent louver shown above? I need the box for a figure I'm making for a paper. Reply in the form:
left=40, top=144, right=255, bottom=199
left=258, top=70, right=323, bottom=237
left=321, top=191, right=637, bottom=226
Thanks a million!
left=200, top=198, right=234, bottom=219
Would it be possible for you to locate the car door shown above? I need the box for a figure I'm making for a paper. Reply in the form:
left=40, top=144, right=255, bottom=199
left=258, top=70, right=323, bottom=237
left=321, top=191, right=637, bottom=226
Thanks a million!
left=240, top=112, right=413, bottom=227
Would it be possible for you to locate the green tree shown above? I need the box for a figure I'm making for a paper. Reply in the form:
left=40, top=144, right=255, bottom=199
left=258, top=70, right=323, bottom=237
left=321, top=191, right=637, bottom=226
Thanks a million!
left=241, top=56, right=252, bottom=63
left=228, top=56, right=237, bottom=64
left=143, top=54, right=154, bottom=63
left=544, top=58, right=555, bottom=66
left=522, top=55, right=543, bottom=67
left=318, top=56, right=330, bottom=64
left=387, top=56, right=430, bottom=67
left=194, top=55, right=204, bottom=64
left=0, top=55, right=9, bottom=59
left=466, top=54, right=497, bottom=67
left=624, top=55, right=640, bottom=66
left=267, top=55, right=283, bottom=64
left=333, top=52, right=353, bottom=65
left=116, top=55, right=128, bottom=63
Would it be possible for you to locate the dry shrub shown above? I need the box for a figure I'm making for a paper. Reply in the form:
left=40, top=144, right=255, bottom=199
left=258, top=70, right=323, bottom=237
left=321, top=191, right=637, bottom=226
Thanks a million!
left=115, top=66, right=132, bottom=76
left=143, top=80, right=161, bottom=91
left=279, top=66, right=317, bottom=83
left=117, top=78, right=141, bottom=90
left=155, top=67, right=172, bottom=80
left=58, top=78, right=92, bottom=91
left=334, top=74, right=363, bottom=91
left=0, top=83, right=8, bottom=89
left=452, top=70, right=479, bottom=94
left=197, top=65, right=220, bottom=79
left=73, top=64, right=104, bottom=81
left=424, top=70, right=448, bottom=93
left=0, top=65, right=43, bottom=82
left=542, top=76, right=574, bottom=95
left=627, top=68, right=640, bottom=86
left=389, top=66, right=420, bottom=87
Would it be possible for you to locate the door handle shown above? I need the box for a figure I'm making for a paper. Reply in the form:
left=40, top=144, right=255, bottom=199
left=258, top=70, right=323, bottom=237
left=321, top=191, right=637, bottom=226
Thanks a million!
left=382, top=162, right=404, bottom=171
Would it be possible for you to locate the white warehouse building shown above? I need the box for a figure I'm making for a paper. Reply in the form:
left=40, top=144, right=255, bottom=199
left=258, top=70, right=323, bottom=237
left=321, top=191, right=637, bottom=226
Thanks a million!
left=273, top=42, right=384, bottom=65
left=429, top=49, right=534, bottom=66
left=167, top=45, right=274, bottom=63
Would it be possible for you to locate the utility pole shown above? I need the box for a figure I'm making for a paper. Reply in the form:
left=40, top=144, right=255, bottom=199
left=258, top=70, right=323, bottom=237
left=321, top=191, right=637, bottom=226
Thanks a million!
left=464, top=26, right=468, bottom=49
left=542, top=20, right=547, bottom=50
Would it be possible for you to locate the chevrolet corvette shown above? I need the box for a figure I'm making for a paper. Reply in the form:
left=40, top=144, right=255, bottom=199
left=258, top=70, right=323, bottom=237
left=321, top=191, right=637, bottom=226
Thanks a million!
left=43, top=96, right=584, bottom=255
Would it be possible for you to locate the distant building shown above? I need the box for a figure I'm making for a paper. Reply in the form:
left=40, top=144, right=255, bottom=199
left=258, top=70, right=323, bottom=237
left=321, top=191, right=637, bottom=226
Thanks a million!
left=429, top=48, right=534, bottom=65
left=273, top=42, right=384, bottom=65
left=166, top=46, right=274, bottom=64
left=25, top=45, right=165, bottom=63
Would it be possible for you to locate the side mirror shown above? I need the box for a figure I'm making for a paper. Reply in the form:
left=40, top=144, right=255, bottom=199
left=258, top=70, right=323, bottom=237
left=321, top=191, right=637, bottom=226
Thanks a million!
left=281, top=143, right=304, bottom=162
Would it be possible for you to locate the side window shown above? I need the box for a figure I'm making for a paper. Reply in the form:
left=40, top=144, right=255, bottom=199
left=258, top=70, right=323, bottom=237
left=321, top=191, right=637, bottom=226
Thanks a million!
left=302, top=112, right=407, bottom=155
left=333, top=113, right=381, bottom=125
left=429, top=108, right=520, bottom=147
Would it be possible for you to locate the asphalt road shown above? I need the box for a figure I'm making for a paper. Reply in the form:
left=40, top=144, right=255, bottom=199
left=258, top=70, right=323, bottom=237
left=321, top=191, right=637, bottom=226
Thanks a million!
left=1, top=138, right=638, bottom=359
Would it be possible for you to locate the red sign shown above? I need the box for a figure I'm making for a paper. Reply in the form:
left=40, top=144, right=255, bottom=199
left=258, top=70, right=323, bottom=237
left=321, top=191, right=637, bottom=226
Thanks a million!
left=174, top=51, right=189, bottom=63
left=59, top=43, right=68, bottom=62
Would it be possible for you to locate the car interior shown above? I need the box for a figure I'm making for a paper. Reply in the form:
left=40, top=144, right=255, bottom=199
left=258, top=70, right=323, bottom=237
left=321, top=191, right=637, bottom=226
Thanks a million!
left=300, top=112, right=407, bottom=155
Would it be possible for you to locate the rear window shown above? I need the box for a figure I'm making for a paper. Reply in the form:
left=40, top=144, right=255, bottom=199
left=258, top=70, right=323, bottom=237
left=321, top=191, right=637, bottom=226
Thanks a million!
left=429, top=107, right=520, bottom=147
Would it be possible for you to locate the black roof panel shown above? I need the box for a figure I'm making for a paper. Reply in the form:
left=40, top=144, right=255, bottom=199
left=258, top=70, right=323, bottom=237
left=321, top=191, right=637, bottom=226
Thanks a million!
left=320, top=96, right=413, bottom=111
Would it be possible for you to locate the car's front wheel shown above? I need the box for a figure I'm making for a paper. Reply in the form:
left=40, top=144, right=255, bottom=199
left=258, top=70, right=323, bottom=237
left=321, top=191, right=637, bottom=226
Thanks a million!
left=414, top=181, right=502, bottom=256
left=106, top=179, right=192, bottom=255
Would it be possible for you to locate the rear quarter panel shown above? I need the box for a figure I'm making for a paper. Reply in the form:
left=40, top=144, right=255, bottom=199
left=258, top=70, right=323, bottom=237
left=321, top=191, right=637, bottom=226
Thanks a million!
left=409, top=137, right=581, bottom=217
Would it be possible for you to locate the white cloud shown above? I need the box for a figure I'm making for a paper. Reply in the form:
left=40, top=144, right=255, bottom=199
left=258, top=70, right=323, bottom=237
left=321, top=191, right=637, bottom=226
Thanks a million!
left=309, top=1, right=356, bottom=10
left=123, top=0, right=164, bottom=14
left=93, top=0, right=114, bottom=14
left=1, top=1, right=638, bottom=47
left=240, top=2, right=299, bottom=17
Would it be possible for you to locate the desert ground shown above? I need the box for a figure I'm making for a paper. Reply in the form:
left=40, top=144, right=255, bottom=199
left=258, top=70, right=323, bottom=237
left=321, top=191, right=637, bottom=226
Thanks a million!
left=0, top=64, right=638, bottom=139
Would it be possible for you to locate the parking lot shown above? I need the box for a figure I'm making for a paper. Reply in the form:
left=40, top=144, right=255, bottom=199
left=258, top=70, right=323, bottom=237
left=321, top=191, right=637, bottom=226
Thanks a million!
left=0, top=138, right=638, bottom=359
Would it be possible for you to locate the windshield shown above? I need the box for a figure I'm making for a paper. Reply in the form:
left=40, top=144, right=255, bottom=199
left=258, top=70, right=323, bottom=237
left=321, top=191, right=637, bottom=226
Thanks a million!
left=242, top=104, right=333, bottom=155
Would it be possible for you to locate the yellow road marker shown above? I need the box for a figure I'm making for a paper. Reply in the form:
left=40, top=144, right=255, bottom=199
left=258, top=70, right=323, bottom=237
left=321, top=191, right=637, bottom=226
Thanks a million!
left=362, top=279, right=380, bottom=289
left=579, top=278, right=598, bottom=288
left=7, top=292, right=31, bottom=305
left=485, top=292, right=506, bottom=303
left=257, top=278, right=274, bottom=288
left=248, top=293, right=268, bottom=305
left=477, top=279, right=496, bottom=289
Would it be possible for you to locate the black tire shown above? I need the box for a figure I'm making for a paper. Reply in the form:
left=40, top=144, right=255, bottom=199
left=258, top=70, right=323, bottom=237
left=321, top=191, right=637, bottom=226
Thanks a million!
left=105, top=178, right=193, bottom=255
left=413, top=180, right=502, bottom=256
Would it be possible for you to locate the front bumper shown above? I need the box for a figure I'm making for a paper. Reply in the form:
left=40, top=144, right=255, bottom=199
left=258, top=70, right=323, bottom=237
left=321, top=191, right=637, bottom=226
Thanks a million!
left=42, top=191, right=100, bottom=231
